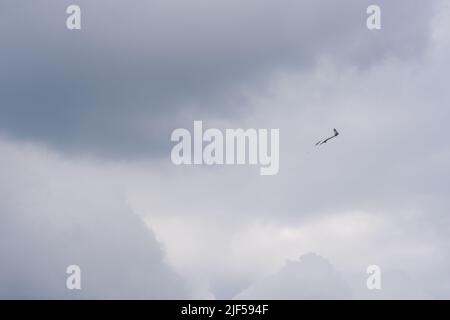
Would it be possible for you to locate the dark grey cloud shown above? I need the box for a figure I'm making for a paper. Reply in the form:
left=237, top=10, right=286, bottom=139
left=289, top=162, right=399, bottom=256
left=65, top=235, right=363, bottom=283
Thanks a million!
left=0, top=0, right=437, bottom=158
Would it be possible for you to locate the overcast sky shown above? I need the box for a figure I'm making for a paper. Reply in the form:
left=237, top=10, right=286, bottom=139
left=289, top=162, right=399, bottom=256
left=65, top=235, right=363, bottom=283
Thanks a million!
left=1, top=0, right=450, bottom=299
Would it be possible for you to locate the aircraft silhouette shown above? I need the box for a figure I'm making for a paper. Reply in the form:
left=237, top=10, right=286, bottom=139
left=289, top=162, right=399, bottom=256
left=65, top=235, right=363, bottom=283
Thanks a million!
left=315, top=128, right=339, bottom=146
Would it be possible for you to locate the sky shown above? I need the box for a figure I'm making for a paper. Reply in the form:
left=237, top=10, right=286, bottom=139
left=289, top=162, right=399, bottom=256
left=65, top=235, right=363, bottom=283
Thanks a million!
left=1, top=0, right=450, bottom=299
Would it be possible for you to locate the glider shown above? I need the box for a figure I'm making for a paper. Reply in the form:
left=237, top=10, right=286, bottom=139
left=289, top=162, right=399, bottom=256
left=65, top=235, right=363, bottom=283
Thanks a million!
left=315, top=128, right=339, bottom=146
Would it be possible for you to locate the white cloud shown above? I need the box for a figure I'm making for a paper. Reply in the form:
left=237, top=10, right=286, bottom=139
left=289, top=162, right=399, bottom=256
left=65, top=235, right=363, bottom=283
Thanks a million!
left=234, top=253, right=352, bottom=299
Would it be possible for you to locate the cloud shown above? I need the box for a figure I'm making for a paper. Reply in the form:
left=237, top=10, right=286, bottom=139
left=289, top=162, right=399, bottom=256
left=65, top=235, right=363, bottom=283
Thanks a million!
left=0, top=139, right=187, bottom=299
left=117, top=2, right=450, bottom=298
left=234, top=253, right=352, bottom=299
left=1, top=0, right=450, bottom=300
left=234, top=252, right=433, bottom=300
left=0, top=0, right=437, bottom=157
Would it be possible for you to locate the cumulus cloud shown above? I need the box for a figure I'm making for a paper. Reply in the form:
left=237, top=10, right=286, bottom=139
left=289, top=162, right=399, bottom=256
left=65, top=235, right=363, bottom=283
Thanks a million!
left=0, top=140, right=187, bottom=299
left=234, top=253, right=351, bottom=299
